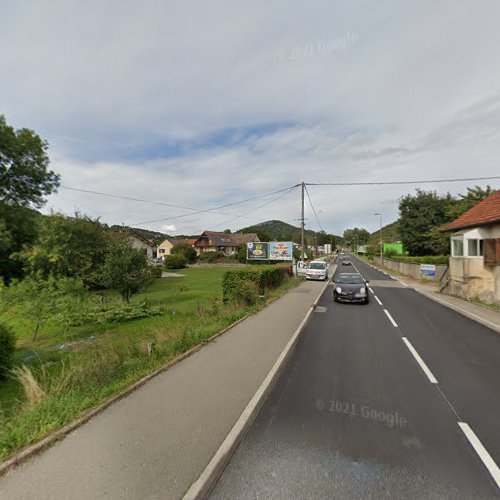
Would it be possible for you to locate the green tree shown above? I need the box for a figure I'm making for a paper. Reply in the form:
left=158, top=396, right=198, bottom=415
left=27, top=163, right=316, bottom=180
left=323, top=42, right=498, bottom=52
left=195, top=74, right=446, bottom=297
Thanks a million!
left=171, top=243, right=197, bottom=263
left=399, top=189, right=454, bottom=256
left=446, top=186, right=496, bottom=220
left=21, top=213, right=108, bottom=287
left=0, top=115, right=60, bottom=208
left=343, top=228, right=370, bottom=248
left=223, top=229, right=232, bottom=234
left=100, top=237, right=153, bottom=302
left=0, top=202, right=40, bottom=283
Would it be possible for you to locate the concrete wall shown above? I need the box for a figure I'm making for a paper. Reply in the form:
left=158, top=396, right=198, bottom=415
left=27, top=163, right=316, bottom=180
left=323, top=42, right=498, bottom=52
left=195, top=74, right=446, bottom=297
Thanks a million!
left=373, top=257, right=448, bottom=282
left=448, top=257, right=500, bottom=304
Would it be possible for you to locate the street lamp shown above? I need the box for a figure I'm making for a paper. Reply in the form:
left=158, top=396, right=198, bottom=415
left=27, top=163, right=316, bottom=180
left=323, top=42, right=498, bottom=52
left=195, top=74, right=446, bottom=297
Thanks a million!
left=374, top=213, right=383, bottom=263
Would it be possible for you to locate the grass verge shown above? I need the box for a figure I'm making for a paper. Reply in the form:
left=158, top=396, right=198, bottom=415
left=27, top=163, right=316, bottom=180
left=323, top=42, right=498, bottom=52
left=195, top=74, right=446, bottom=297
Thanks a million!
left=0, top=269, right=301, bottom=462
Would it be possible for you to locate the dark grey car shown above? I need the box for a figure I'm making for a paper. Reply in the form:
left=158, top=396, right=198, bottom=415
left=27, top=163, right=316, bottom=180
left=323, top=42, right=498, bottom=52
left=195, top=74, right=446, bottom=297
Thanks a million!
left=333, top=273, right=369, bottom=304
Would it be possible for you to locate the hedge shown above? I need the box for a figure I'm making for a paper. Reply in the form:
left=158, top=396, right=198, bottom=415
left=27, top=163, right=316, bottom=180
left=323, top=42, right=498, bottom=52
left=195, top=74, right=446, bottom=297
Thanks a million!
left=163, top=255, right=187, bottom=269
left=222, top=265, right=287, bottom=302
left=384, top=255, right=449, bottom=265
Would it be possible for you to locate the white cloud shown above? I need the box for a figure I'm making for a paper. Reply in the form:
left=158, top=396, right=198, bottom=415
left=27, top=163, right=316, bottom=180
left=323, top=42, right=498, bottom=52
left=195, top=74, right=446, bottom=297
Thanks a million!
left=161, top=225, right=177, bottom=233
left=2, top=0, right=500, bottom=236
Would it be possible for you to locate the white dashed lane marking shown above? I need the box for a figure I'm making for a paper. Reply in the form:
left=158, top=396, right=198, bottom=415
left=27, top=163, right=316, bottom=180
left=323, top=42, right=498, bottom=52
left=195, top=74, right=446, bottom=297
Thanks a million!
left=383, top=309, right=398, bottom=328
left=402, top=337, right=438, bottom=384
left=458, top=422, right=500, bottom=490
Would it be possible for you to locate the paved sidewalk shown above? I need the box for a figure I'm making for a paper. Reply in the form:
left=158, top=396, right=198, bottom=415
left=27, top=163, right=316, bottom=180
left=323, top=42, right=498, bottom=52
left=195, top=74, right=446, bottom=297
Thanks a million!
left=0, top=279, right=326, bottom=500
left=365, top=261, right=500, bottom=334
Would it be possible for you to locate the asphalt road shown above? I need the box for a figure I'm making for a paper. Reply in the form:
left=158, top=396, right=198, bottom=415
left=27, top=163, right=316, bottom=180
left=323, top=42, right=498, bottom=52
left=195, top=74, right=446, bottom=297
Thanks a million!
left=211, top=255, right=500, bottom=499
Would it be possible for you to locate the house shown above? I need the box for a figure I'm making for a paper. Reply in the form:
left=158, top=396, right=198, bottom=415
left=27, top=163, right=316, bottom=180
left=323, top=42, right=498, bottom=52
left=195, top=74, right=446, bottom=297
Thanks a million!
left=129, top=233, right=157, bottom=259
left=193, top=231, right=260, bottom=256
left=441, top=191, right=500, bottom=304
left=157, top=238, right=198, bottom=260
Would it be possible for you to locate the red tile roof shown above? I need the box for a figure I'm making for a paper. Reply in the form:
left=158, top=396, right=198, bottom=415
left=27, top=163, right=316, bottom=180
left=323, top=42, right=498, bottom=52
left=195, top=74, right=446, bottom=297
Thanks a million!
left=441, top=191, right=500, bottom=232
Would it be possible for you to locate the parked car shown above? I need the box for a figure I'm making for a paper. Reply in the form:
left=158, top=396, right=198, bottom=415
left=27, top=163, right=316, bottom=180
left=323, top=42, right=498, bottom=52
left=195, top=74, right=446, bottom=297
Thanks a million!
left=306, top=260, right=329, bottom=281
left=333, top=273, right=369, bottom=304
left=340, top=256, right=351, bottom=266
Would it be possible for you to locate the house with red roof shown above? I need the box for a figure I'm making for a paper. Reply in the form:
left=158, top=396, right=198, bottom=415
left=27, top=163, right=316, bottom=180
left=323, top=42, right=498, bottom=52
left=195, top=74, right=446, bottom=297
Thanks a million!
left=441, top=190, right=500, bottom=304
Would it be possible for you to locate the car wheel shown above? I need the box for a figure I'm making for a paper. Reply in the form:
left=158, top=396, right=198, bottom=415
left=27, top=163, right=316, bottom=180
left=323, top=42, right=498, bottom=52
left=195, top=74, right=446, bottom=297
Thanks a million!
left=363, top=298, right=369, bottom=305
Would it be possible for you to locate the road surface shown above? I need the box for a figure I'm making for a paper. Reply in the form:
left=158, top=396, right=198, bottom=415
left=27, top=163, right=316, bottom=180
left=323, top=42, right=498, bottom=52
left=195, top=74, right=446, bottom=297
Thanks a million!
left=211, top=255, right=500, bottom=499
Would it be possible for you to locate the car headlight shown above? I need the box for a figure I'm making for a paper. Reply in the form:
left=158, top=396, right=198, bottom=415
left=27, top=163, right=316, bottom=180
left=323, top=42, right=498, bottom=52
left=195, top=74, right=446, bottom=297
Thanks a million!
left=336, top=287, right=342, bottom=293
left=359, top=287, right=366, bottom=295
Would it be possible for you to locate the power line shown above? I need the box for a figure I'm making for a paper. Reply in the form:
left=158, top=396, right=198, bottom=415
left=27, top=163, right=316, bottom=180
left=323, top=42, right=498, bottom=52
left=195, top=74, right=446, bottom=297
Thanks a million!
left=131, top=184, right=300, bottom=226
left=304, top=185, right=324, bottom=232
left=211, top=185, right=298, bottom=229
left=60, top=185, right=256, bottom=221
left=305, top=175, right=500, bottom=186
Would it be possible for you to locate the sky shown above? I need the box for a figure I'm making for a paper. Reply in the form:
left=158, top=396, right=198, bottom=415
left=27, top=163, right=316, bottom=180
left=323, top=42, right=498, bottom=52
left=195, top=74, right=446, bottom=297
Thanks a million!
left=1, top=0, right=500, bottom=237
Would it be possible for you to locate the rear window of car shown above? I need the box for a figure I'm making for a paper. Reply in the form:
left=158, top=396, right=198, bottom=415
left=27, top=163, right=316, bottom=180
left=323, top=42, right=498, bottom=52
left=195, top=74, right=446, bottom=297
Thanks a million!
left=309, top=262, right=326, bottom=269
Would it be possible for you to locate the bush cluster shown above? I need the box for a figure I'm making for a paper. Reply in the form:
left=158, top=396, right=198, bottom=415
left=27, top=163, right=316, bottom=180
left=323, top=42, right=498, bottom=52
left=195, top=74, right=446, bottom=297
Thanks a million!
left=0, top=323, right=15, bottom=380
left=222, top=265, right=286, bottom=303
left=163, top=255, right=187, bottom=269
left=198, top=251, right=221, bottom=263
left=384, top=255, right=449, bottom=265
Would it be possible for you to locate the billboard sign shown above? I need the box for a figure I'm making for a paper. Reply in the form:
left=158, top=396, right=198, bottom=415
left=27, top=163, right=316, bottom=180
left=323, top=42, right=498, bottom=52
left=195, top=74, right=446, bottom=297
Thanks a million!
left=420, top=264, right=436, bottom=277
left=247, top=242, right=269, bottom=260
left=269, top=241, right=293, bottom=261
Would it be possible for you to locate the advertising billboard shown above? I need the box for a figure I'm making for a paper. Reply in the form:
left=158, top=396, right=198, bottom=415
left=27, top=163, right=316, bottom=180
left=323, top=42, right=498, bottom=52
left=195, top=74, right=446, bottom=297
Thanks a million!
left=247, top=242, right=269, bottom=260
left=420, top=264, right=436, bottom=277
left=269, top=242, right=293, bottom=261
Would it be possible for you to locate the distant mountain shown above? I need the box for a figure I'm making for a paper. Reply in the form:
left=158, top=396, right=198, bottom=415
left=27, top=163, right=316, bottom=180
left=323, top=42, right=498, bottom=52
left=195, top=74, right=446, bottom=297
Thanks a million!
left=238, top=220, right=343, bottom=244
left=108, top=225, right=170, bottom=244
left=368, top=220, right=400, bottom=245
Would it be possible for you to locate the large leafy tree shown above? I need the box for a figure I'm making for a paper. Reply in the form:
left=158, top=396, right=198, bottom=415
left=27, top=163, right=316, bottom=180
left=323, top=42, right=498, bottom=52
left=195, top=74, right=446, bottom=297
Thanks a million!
left=21, top=213, right=109, bottom=287
left=171, top=243, right=197, bottom=263
left=343, top=228, right=370, bottom=248
left=398, top=189, right=455, bottom=256
left=446, top=185, right=496, bottom=220
left=0, top=203, right=40, bottom=282
left=0, top=115, right=60, bottom=208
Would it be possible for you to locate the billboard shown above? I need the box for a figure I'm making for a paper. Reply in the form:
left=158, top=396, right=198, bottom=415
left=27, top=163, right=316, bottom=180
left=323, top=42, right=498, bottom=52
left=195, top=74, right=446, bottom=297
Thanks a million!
left=420, top=264, right=436, bottom=277
left=269, top=241, right=293, bottom=261
left=247, top=242, right=269, bottom=260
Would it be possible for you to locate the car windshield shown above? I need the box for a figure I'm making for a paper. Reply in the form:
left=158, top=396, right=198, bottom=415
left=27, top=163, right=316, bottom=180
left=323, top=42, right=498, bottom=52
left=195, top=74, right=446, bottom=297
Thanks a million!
left=309, top=262, right=326, bottom=269
left=336, top=275, right=364, bottom=284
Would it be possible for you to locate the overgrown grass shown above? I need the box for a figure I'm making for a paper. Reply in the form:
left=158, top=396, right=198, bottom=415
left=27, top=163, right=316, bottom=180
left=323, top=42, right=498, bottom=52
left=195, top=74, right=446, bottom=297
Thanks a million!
left=0, top=268, right=300, bottom=461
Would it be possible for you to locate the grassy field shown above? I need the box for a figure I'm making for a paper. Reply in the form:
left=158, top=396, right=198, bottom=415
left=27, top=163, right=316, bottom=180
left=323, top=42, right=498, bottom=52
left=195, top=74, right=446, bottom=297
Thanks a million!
left=0, top=267, right=299, bottom=461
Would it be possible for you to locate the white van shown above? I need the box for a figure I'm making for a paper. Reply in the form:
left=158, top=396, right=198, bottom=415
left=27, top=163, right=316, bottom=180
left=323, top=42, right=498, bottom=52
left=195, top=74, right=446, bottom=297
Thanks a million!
left=306, top=260, right=328, bottom=281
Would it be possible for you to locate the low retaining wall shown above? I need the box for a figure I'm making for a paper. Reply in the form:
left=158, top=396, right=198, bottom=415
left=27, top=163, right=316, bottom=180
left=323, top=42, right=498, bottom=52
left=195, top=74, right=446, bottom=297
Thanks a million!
left=373, top=257, right=448, bottom=282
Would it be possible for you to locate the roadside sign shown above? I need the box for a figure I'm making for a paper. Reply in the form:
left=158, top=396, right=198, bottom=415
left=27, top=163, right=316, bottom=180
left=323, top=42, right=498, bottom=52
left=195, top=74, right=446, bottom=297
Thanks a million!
left=420, top=264, right=436, bottom=277
left=269, top=241, right=293, bottom=261
left=247, top=242, right=269, bottom=260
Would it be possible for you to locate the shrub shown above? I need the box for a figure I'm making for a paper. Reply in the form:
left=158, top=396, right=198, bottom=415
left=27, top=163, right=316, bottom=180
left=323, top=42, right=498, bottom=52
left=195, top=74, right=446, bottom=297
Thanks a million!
left=0, top=323, right=15, bottom=380
left=385, top=255, right=449, bottom=265
left=163, top=255, right=187, bottom=269
left=171, top=243, right=197, bottom=263
left=151, top=266, right=163, bottom=278
left=222, top=265, right=286, bottom=302
left=198, top=251, right=219, bottom=263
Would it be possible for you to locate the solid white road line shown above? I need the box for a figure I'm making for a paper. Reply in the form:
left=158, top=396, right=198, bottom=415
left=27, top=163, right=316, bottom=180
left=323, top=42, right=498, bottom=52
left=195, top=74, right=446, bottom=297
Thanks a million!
left=458, top=422, right=500, bottom=490
left=383, top=309, right=398, bottom=327
left=402, top=337, right=438, bottom=384
left=374, top=296, right=383, bottom=306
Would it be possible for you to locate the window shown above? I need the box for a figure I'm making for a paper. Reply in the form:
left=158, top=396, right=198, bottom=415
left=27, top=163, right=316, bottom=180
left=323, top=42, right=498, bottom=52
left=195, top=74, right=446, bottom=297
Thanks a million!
left=159, top=248, right=165, bottom=254
left=451, top=236, right=464, bottom=257
left=467, top=239, right=483, bottom=257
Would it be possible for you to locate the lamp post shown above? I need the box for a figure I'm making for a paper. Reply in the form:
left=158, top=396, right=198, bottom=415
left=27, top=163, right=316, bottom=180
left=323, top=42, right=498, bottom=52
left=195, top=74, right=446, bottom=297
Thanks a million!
left=374, top=213, right=382, bottom=263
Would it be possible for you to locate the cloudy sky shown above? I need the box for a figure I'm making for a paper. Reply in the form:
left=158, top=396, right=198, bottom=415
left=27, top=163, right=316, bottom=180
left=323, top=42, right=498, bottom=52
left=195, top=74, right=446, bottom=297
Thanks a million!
left=1, top=0, right=500, bottom=236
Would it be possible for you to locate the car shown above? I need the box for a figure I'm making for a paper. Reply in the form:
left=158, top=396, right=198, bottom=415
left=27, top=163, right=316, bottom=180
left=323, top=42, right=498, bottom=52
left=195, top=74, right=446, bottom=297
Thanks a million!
left=340, top=256, right=352, bottom=266
left=333, top=273, right=369, bottom=304
left=306, top=260, right=329, bottom=281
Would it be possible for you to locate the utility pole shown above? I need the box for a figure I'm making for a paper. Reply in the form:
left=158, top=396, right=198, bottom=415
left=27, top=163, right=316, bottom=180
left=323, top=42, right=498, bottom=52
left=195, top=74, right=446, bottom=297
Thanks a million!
left=301, top=181, right=305, bottom=262
left=374, top=213, right=383, bottom=263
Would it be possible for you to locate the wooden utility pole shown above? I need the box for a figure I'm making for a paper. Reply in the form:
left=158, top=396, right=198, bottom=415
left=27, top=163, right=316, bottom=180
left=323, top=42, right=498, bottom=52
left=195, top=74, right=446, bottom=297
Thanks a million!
left=301, top=181, right=305, bottom=261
